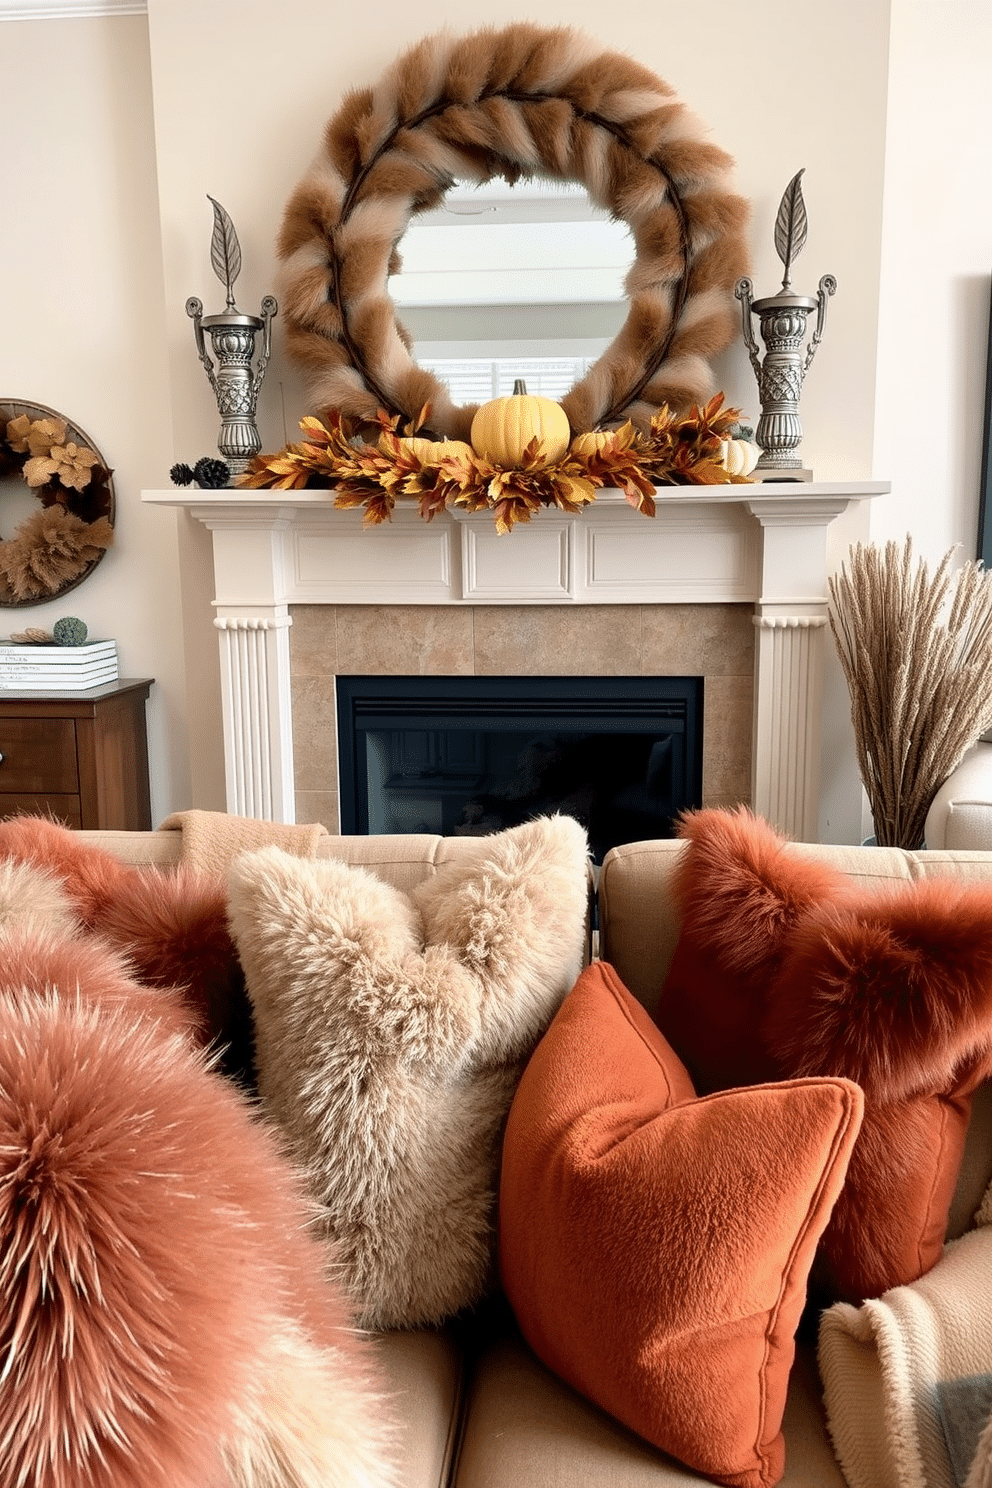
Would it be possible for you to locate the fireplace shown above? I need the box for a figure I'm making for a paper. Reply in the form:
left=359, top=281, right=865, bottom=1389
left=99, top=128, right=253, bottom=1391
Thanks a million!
left=144, top=479, right=888, bottom=841
left=336, top=674, right=703, bottom=860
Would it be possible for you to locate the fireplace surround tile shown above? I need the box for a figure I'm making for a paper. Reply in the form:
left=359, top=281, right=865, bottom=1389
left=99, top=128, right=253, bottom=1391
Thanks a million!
left=472, top=605, right=644, bottom=676
left=290, top=603, right=753, bottom=831
left=334, top=605, right=475, bottom=675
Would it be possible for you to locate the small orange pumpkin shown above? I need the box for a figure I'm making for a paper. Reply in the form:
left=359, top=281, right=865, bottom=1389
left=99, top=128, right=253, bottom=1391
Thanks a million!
left=470, top=380, right=571, bottom=468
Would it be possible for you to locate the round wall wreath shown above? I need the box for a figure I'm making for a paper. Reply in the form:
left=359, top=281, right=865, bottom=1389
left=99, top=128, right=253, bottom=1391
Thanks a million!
left=276, top=22, right=751, bottom=442
left=0, top=401, right=115, bottom=607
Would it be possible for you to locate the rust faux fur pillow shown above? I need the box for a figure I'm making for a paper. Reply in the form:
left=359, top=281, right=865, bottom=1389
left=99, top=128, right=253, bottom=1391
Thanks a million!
left=658, top=807, right=992, bottom=1302
left=0, top=992, right=398, bottom=1488
left=226, top=814, right=591, bottom=1330
left=0, top=814, right=253, bottom=1082
left=0, top=852, right=199, bottom=1041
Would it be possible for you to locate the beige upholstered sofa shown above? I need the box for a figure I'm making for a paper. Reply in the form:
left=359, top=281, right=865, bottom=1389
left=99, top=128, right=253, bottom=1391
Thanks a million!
left=73, top=825, right=992, bottom=1488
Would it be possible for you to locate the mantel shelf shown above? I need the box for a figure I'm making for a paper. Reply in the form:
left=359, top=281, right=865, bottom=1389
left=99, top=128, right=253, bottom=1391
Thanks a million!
left=142, top=479, right=888, bottom=610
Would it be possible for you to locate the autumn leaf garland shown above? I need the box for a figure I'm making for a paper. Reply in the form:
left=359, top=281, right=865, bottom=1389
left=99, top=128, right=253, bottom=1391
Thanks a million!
left=237, top=395, right=753, bottom=534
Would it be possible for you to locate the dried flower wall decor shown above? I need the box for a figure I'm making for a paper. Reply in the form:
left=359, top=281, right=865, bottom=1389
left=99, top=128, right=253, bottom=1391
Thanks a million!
left=0, top=401, right=115, bottom=606
left=276, top=22, right=750, bottom=443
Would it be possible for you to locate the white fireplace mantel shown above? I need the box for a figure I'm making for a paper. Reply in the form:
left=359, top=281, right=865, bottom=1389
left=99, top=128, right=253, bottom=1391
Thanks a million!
left=144, top=480, right=887, bottom=838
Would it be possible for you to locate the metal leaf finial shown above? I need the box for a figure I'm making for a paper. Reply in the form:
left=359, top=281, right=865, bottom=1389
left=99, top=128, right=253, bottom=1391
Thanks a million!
left=207, top=195, right=242, bottom=311
left=773, top=169, right=808, bottom=292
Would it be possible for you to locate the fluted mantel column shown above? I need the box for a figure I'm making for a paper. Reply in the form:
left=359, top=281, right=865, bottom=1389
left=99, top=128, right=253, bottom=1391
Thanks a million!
left=745, top=494, right=851, bottom=839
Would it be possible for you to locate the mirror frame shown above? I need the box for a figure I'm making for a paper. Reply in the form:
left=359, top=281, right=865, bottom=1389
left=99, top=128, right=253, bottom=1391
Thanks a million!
left=276, top=23, right=751, bottom=442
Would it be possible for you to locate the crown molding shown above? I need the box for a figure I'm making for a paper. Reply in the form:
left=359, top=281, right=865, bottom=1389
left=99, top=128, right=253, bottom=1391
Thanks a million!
left=0, top=0, right=145, bottom=17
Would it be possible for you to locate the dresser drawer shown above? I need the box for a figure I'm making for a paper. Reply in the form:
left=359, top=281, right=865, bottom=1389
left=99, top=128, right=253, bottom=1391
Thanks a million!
left=0, top=793, right=81, bottom=828
left=0, top=718, right=78, bottom=793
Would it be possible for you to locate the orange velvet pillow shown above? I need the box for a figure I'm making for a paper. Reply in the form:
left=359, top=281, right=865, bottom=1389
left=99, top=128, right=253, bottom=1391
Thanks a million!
left=658, top=807, right=992, bottom=1302
left=499, top=960, right=863, bottom=1488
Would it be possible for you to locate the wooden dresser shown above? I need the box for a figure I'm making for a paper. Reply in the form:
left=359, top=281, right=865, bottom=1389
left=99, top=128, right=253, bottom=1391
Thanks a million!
left=0, top=679, right=153, bottom=829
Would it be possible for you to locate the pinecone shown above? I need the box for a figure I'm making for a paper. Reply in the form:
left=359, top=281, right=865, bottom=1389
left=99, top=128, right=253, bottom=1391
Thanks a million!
left=193, top=457, right=231, bottom=489
left=170, top=462, right=195, bottom=487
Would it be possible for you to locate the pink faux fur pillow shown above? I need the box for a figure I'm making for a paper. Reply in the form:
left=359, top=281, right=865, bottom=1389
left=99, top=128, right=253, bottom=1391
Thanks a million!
left=0, top=814, right=252, bottom=1081
left=0, top=991, right=398, bottom=1488
left=226, top=814, right=591, bottom=1329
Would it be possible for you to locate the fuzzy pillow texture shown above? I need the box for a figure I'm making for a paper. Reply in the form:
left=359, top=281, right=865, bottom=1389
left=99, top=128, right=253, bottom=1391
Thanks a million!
left=0, top=814, right=253, bottom=1082
left=658, top=807, right=992, bottom=1302
left=499, top=959, right=863, bottom=1488
left=0, top=972, right=398, bottom=1487
left=226, top=814, right=591, bottom=1330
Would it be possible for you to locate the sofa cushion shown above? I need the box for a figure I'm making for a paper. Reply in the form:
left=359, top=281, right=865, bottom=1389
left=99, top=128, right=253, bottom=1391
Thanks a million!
left=451, top=1332, right=849, bottom=1488
left=226, top=814, right=590, bottom=1330
left=658, top=807, right=992, bottom=1302
left=0, top=985, right=397, bottom=1488
left=372, top=1328, right=466, bottom=1488
left=498, top=959, right=863, bottom=1488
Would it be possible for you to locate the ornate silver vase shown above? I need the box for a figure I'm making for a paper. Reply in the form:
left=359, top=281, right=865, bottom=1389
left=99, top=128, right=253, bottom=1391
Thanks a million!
left=735, top=171, right=835, bottom=479
left=186, top=197, right=277, bottom=477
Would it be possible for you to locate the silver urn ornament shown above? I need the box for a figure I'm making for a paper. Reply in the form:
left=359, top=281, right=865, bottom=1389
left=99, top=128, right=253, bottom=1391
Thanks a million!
left=735, top=171, right=835, bottom=479
left=186, top=196, right=277, bottom=477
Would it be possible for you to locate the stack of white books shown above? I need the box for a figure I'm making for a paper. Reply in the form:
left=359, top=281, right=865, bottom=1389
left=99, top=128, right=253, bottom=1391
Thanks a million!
left=0, top=639, right=119, bottom=691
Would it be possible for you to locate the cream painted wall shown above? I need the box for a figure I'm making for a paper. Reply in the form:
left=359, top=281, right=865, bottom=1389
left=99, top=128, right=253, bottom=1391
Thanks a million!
left=144, top=0, right=891, bottom=484
left=141, top=0, right=892, bottom=836
left=0, top=14, right=192, bottom=823
left=872, top=0, right=992, bottom=559
left=9, top=1, right=988, bottom=841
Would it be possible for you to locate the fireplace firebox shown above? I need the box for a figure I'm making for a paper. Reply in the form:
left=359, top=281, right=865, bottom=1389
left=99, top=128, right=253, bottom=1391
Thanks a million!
left=336, top=675, right=703, bottom=861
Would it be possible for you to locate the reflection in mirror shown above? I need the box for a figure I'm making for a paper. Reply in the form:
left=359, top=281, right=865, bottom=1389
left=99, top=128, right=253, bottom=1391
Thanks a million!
left=392, top=179, right=631, bottom=409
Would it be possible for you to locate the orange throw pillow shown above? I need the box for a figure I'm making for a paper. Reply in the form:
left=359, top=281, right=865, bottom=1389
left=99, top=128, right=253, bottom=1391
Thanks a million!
left=657, top=807, right=992, bottom=1302
left=499, top=960, right=863, bottom=1488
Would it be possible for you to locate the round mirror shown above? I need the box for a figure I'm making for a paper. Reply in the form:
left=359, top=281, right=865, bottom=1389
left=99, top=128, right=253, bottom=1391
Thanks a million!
left=276, top=23, right=750, bottom=441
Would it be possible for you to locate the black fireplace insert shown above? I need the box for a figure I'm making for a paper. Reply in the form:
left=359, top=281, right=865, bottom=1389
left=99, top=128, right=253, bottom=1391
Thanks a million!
left=336, top=675, right=703, bottom=862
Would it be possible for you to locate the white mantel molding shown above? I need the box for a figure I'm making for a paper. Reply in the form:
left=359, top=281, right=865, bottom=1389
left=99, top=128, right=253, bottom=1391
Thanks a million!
left=144, top=480, right=888, bottom=836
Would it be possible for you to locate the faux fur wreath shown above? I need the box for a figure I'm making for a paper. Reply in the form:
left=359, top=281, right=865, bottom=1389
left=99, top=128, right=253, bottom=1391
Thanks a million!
left=277, top=23, right=750, bottom=441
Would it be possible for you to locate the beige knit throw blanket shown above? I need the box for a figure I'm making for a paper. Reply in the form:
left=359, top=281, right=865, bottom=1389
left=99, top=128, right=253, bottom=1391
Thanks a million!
left=159, top=810, right=327, bottom=875
left=819, top=1211, right=992, bottom=1488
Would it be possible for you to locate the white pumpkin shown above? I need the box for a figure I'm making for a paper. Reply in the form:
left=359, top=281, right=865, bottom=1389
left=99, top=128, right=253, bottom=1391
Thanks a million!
left=720, top=437, right=761, bottom=477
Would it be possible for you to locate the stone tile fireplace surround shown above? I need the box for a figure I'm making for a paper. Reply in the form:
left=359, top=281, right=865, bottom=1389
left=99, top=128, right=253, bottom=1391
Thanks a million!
left=145, top=482, right=886, bottom=841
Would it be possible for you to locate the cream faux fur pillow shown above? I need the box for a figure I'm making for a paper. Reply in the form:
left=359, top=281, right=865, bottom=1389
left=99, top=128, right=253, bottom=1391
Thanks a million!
left=226, top=815, right=590, bottom=1330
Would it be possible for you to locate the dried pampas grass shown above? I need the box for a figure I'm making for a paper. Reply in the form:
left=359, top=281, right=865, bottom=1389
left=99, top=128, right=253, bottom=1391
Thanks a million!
left=277, top=22, right=749, bottom=441
left=828, top=536, right=992, bottom=848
